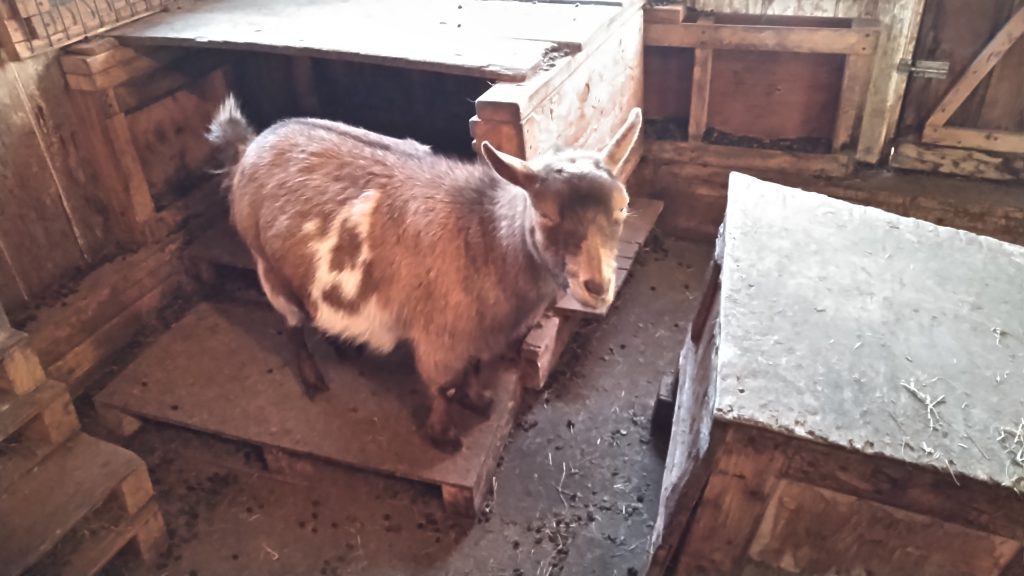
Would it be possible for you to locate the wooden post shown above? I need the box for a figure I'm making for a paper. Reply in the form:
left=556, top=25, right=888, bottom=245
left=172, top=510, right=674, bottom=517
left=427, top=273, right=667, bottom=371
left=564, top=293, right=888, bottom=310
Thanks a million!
left=832, top=20, right=875, bottom=153
left=688, top=14, right=714, bottom=143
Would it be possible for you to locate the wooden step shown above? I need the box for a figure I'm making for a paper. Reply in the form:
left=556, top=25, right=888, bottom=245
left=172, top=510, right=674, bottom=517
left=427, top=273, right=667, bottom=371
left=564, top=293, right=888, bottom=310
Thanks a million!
left=0, top=380, right=79, bottom=445
left=25, top=500, right=166, bottom=576
left=0, top=330, right=46, bottom=395
left=0, top=433, right=154, bottom=576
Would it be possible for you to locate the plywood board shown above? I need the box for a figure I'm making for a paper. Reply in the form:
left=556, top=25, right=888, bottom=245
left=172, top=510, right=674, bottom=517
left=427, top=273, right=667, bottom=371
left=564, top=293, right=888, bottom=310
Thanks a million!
left=95, top=302, right=520, bottom=500
left=717, top=173, right=1024, bottom=488
left=107, top=0, right=621, bottom=82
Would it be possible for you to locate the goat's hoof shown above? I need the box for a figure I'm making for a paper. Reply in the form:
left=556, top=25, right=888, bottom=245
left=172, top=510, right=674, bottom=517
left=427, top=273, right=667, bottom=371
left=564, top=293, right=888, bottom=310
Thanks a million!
left=426, top=426, right=463, bottom=453
left=457, top=390, right=494, bottom=416
left=300, top=374, right=330, bottom=400
left=332, top=340, right=366, bottom=360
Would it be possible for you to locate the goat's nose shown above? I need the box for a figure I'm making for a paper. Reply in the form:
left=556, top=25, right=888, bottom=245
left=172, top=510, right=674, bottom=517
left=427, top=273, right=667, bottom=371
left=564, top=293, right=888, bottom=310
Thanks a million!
left=584, top=279, right=607, bottom=298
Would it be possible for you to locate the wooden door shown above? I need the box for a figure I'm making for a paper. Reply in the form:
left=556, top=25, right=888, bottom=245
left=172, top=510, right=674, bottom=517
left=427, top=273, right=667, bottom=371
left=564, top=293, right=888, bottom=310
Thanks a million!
left=891, top=0, right=1024, bottom=180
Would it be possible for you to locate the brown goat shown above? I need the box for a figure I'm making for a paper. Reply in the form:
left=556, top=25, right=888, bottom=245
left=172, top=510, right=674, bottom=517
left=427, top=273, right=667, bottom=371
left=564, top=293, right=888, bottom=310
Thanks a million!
left=207, top=96, right=642, bottom=451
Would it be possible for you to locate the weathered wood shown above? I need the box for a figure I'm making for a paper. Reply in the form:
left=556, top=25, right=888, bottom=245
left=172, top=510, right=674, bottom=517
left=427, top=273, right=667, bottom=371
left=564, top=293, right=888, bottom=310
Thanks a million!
left=63, top=48, right=180, bottom=91
left=645, top=3, right=687, bottom=24
left=645, top=21, right=879, bottom=55
left=688, top=15, right=714, bottom=143
left=646, top=141, right=854, bottom=177
left=832, top=21, right=874, bottom=153
left=647, top=292, right=721, bottom=576
left=291, top=56, right=321, bottom=116
left=95, top=403, right=144, bottom=438
left=749, top=479, right=1020, bottom=575
left=925, top=7, right=1024, bottom=131
left=676, top=425, right=788, bottom=575
left=0, top=330, right=46, bottom=395
left=922, top=125, right=1024, bottom=155
left=95, top=302, right=522, bottom=516
left=890, top=139, right=1024, bottom=181
left=108, top=0, right=583, bottom=82
left=0, top=58, right=89, bottom=304
left=0, top=380, right=71, bottom=442
left=0, top=433, right=148, bottom=575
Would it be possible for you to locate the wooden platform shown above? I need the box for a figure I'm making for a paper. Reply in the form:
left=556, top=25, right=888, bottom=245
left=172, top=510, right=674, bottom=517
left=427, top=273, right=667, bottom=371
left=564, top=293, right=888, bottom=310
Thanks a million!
left=94, top=302, right=521, bottom=515
left=648, top=172, right=1024, bottom=576
left=0, top=433, right=163, bottom=576
left=106, top=0, right=625, bottom=82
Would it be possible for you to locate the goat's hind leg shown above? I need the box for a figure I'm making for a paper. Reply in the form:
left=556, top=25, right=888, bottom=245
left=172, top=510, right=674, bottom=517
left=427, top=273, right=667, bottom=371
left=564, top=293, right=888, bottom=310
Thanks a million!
left=414, top=350, right=465, bottom=453
left=256, top=258, right=329, bottom=399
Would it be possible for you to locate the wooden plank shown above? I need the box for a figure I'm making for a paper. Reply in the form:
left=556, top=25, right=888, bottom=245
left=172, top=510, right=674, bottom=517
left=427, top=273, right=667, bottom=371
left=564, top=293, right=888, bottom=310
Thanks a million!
left=63, top=48, right=180, bottom=91
left=0, top=433, right=148, bottom=576
left=95, top=301, right=522, bottom=514
left=977, top=2, right=1024, bottom=133
left=0, top=58, right=88, bottom=301
left=108, top=0, right=561, bottom=83
left=708, top=50, right=844, bottom=141
left=675, top=424, right=788, bottom=575
left=27, top=237, right=184, bottom=368
left=749, top=480, right=1021, bottom=575
left=519, top=9, right=644, bottom=158
left=645, top=22, right=879, bottom=55
left=890, top=140, right=1024, bottom=181
left=112, top=50, right=224, bottom=114
left=922, top=125, right=1024, bottom=155
left=689, top=15, right=714, bottom=142
left=59, top=45, right=139, bottom=75
left=832, top=21, right=874, bottom=153
left=925, top=7, right=1024, bottom=131
left=0, top=330, right=46, bottom=395
left=862, top=0, right=925, bottom=156
left=0, top=379, right=71, bottom=446
left=646, top=141, right=854, bottom=178
left=647, top=289, right=721, bottom=576
left=38, top=500, right=167, bottom=576
left=645, top=3, right=687, bottom=24
left=14, top=52, right=116, bottom=263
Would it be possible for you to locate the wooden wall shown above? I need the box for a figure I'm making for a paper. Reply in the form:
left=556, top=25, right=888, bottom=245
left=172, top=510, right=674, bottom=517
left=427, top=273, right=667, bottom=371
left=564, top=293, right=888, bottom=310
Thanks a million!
left=898, top=0, right=1024, bottom=135
left=691, top=0, right=925, bottom=163
left=0, top=51, right=117, bottom=319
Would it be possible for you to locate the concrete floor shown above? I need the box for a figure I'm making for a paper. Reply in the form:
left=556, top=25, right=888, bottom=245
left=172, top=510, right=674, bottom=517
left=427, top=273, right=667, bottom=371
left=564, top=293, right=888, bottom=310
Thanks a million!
left=84, top=237, right=713, bottom=576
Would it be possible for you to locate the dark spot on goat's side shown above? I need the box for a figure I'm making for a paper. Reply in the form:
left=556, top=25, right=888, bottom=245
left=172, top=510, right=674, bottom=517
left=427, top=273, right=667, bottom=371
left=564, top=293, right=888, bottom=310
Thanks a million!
left=330, top=223, right=363, bottom=272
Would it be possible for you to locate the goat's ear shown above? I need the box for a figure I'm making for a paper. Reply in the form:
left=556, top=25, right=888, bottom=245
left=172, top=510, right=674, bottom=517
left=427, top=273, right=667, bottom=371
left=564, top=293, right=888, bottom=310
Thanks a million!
left=481, top=141, right=537, bottom=190
left=601, top=107, right=643, bottom=177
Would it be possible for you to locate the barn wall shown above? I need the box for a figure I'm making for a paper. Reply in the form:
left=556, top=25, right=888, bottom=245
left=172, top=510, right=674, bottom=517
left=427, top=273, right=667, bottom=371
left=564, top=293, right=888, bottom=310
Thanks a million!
left=898, top=0, right=1024, bottom=135
left=0, top=51, right=118, bottom=317
left=692, top=0, right=924, bottom=163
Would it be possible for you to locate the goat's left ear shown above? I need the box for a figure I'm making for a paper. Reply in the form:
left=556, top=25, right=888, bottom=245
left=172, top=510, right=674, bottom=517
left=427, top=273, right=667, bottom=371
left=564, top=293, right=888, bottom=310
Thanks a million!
left=481, top=141, right=537, bottom=191
left=601, top=107, right=643, bottom=177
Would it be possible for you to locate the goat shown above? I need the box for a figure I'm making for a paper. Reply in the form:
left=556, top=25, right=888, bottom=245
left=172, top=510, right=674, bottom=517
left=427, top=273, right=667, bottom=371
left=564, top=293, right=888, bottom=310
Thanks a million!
left=207, top=96, right=642, bottom=451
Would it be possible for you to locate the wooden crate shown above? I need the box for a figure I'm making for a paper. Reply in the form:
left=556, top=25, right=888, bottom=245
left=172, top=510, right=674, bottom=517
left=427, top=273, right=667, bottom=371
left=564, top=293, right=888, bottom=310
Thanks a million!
left=648, top=173, right=1024, bottom=576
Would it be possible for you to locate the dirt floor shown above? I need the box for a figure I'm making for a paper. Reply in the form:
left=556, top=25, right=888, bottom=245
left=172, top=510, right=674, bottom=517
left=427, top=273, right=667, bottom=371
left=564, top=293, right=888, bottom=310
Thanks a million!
left=81, top=237, right=713, bottom=576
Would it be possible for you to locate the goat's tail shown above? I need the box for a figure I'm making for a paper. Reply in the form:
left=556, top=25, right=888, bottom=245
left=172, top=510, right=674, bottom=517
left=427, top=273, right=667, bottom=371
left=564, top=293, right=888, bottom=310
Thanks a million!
left=206, top=94, right=255, bottom=187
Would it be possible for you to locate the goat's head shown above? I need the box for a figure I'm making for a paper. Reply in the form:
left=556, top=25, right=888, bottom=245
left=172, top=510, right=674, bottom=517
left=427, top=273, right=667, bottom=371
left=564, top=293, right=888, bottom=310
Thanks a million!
left=481, top=108, right=643, bottom=310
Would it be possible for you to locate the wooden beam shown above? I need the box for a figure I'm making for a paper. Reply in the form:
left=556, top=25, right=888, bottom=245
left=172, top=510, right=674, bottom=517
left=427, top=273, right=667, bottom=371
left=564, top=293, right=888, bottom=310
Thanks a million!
left=647, top=141, right=855, bottom=178
left=645, top=22, right=879, bottom=55
left=689, top=14, right=714, bottom=143
left=924, top=7, right=1024, bottom=131
left=922, top=126, right=1024, bottom=155
left=644, top=3, right=686, bottom=24
left=890, top=140, right=1024, bottom=181
left=832, top=20, right=876, bottom=153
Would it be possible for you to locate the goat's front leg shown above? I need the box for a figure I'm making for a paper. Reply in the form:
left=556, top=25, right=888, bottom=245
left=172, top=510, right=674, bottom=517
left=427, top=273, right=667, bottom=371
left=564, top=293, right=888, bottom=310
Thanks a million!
left=415, top=350, right=464, bottom=453
left=287, top=326, right=329, bottom=399
left=454, top=358, right=493, bottom=416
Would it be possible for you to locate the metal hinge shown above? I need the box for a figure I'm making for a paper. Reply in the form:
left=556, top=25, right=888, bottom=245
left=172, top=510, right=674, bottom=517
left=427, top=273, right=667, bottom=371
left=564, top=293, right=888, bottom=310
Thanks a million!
left=897, top=59, right=950, bottom=79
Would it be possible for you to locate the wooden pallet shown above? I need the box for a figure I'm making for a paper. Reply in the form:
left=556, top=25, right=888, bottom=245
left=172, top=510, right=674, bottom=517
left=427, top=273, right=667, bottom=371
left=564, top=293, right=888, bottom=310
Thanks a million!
left=0, top=433, right=165, bottom=576
left=0, top=379, right=81, bottom=494
left=94, top=302, right=521, bottom=516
